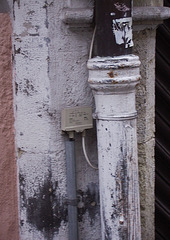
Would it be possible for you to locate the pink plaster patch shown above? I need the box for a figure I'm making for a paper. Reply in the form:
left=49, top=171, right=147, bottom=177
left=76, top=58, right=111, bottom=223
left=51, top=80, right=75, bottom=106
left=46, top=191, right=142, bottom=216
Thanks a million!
left=0, top=13, right=19, bottom=240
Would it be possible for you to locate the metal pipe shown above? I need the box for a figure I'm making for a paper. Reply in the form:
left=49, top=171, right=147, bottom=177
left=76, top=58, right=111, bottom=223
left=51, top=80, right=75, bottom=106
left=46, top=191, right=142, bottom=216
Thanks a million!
left=88, top=56, right=141, bottom=239
left=65, top=138, right=78, bottom=240
left=93, top=0, right=133, bottom=57
left=87, top=1, right=141, bottom=239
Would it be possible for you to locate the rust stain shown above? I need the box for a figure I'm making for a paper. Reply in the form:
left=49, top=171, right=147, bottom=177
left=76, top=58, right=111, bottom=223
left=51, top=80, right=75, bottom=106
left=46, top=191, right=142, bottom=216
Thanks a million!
left=107, top=71, right=114, bottom=78
left=107, top=71, right=118, bottom=78
left=111, top=80, right=116, bottom=84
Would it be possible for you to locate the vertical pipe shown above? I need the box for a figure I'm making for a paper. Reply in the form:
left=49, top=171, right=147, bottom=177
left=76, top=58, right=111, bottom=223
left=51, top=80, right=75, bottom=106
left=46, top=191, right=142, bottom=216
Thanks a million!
left=65, top=139, right=78, bottom=240
left=94, top=0, right=133, bottom=57
left=88, top=1, right=141, bottom=238
left=88, top=56, right=141, bottom=240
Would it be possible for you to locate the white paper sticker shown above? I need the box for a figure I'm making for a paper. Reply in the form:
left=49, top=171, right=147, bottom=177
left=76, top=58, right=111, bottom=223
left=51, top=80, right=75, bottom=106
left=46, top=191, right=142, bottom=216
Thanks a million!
left=112, top=17, right=133, bottom=48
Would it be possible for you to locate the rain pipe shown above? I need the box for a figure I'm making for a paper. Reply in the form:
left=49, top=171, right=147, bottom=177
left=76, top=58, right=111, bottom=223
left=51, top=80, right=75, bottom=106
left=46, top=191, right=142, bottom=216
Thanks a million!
left=87, top=0, right=141, bottom=239
left=65, top=136, right=78, bottom=240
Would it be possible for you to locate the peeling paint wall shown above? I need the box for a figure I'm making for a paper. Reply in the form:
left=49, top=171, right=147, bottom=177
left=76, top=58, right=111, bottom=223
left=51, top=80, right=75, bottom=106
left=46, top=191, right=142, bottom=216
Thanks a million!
left=12, top=0, right=100, bottom=239
left=0, top=11, right=19, bottom=240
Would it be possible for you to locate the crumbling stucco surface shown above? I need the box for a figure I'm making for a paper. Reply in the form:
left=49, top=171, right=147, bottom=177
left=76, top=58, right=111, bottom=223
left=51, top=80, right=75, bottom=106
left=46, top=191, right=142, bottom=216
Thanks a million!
left=133, top=28, right=156, bottom=240
left=0, top=13, right=19, bottom=240
left=12, top=0, right=100, bottom=239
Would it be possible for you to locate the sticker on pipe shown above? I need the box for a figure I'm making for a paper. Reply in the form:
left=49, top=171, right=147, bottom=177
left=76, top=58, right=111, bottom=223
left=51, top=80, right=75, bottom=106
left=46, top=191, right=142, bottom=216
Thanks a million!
left=112, top=17, right=133, bottom=48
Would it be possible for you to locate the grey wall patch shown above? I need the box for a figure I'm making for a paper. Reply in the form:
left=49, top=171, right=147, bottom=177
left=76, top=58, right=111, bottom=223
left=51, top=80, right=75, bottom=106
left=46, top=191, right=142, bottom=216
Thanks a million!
left=112, top=17, right=133, bottom=48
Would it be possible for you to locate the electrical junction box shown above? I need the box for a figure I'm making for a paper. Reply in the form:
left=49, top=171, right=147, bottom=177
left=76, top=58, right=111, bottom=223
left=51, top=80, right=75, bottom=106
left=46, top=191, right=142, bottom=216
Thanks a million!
left=61, top=106, right=93, bottom=132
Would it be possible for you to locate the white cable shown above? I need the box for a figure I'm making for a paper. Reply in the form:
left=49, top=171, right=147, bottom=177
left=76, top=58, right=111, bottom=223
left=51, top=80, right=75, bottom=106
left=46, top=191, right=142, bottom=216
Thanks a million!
left=89, top=26, right=96, bottom=59
left=82, top=131, right=98, bottom=170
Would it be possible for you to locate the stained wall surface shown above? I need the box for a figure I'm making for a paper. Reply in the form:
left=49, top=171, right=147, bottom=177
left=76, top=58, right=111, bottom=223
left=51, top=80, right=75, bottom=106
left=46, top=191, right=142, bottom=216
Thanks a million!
left=3, top=0, right=160, bottom=239
left=0, top=13, right=19, bottom=240
left=133, top=28, right=156, bottom=240
left=12, top=0, right=100, bottom=239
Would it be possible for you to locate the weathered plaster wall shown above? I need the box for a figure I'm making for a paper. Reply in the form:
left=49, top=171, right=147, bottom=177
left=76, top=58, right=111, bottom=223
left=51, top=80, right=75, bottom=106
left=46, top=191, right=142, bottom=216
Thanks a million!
left=134, top=0, right=163, bottom=7
left=133, top=28, right=156, bottom=240
left=0, top=13, right=19, bottom=240
left=12, top=0, right=100, bottom=239
left=132, top=2, right=165, bottom=239
left=9, top=0, right=163, bottom=239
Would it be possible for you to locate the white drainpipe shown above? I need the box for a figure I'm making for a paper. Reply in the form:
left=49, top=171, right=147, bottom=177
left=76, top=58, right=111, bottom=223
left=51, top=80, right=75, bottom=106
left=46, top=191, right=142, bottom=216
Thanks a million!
left=87, top=55, right=141, bottom=239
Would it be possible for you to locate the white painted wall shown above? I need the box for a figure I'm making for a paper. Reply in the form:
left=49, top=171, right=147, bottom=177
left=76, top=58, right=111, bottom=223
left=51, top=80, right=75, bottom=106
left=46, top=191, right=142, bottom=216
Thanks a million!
left=12, top=0, right=100, bottom=239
